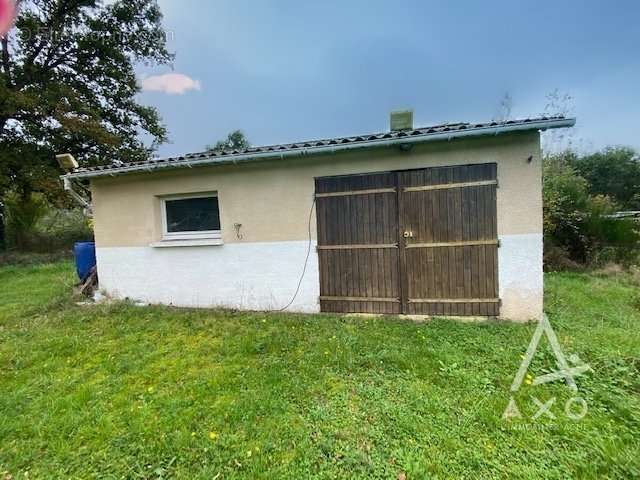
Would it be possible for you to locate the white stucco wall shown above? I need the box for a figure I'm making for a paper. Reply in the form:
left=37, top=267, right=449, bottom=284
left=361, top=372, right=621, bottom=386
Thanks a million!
left=96, top=241, right=321, bottom=313
left=498, top=233, right=543, bottom=321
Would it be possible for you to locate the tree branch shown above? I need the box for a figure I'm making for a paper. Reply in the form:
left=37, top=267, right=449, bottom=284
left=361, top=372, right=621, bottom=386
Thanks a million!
left=1, top=35, right=12, bottom=86
left=44, top=46, right=78, bottom=71
left=20, top=0, right=80, bottom=84
left=1, top=35, right=13, bottom=136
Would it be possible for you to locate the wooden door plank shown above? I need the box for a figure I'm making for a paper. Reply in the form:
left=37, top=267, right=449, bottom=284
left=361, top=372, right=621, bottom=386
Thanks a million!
left=315, top=187, right=396, bottom=198
left=317, top=243, right=398, bottom=250
left=320, top=296, right=400, bottom=302
left=403, top=179, right=497, bottom=192
left=406, top=239, right=498, bottom=248
left=409, top=298, right=499, bottom=303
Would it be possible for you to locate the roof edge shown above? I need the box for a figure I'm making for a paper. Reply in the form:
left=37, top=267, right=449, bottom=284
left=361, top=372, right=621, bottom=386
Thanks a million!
left=64, top=117, right=575, bottom=181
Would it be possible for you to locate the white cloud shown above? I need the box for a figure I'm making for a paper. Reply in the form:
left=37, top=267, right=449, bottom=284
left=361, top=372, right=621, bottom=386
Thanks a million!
left=141, top=73, right=201, bottom=95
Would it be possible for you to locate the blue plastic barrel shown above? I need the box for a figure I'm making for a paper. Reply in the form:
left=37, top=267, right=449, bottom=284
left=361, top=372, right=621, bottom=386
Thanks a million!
left=74, top=242, right=96, bottom=282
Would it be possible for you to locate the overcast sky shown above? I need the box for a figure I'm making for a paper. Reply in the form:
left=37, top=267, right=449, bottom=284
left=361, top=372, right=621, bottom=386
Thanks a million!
left=138, top=0, right=640, bottom=158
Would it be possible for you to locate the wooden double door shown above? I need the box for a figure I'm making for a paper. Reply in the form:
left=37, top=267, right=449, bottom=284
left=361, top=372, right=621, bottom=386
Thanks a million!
left=315, top=163, right=499, bottom=316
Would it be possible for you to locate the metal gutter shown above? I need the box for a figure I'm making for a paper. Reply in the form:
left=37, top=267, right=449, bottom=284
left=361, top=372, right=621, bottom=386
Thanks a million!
left=63, top=117, right=576, bottom=181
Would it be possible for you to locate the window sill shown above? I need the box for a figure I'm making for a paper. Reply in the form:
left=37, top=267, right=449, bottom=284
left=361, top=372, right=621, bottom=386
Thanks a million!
left=150, top=238, right=224, bottom=248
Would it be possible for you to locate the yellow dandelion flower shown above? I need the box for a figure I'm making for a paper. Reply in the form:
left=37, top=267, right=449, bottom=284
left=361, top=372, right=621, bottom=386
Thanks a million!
left=209, top=431, right=219, bottom=440
left=525, top=379, right=532, bottom=385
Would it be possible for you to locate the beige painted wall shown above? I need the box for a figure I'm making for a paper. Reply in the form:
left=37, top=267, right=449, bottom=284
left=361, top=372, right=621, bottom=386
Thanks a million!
left=91, top=132, right=542, bottom=247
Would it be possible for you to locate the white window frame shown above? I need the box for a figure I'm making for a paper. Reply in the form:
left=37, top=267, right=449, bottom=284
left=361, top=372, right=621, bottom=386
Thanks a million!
left=160, top=192, right=222, bottom=242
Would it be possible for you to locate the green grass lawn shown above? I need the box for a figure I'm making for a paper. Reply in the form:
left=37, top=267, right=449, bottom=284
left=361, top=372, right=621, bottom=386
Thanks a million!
left=0, top=262, right=638, bottom=479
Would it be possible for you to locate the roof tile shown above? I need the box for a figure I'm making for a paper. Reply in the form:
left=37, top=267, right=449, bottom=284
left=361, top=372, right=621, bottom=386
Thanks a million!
left=71, top=116, right=571, bottom=176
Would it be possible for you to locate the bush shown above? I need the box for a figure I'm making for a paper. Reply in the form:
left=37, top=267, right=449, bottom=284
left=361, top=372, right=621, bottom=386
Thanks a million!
left=4, top=192, right=93, bottom=253
left=543, top=241, right=582, bottom=272
left=32, top=207, right=94, bottom=252
left=543, top=156, right=591, bottom=263
left=543, top=152, right=640, bottom=270
left=4, top=192, right=48, bottom=250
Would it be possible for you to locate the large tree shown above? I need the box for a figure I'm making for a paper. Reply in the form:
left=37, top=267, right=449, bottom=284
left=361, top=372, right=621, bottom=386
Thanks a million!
left=0, top=0, right=173, bottom=248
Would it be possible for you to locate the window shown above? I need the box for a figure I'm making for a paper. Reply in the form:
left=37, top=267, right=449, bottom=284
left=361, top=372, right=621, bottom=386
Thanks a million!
left=161, top=193, right=221, bottom=241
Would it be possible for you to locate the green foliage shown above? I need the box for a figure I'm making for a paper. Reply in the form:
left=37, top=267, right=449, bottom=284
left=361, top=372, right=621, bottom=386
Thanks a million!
left=0, top=262, right=639, bottom=478
left=4, top=191, right=48, bottom=249
left=31, top=204, right=93, bottom=251
left=4, top=192, right=92, bottom=252
left=207, top=130, right=250, bottom=153
left=568, top=147, right=640, bottom=210
left=543, top=156, right=590, bottom=261
left=0, top=0, right=173, bottom=245
left=543, top=151, right=639, bottom=269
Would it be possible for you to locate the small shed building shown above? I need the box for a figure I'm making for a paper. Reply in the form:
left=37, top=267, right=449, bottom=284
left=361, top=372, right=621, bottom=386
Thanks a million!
left=63, top=115, right=575, bottom=321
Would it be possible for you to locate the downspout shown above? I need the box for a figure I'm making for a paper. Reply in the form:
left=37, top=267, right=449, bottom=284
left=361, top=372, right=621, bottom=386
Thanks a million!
left=63, top=177, right=93, bottom=216
left=57, top=154, right=93, bottom=216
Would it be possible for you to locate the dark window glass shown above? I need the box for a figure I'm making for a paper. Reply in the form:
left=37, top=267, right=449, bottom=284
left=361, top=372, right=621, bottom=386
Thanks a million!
left=165, top=196, right=220, bottom=232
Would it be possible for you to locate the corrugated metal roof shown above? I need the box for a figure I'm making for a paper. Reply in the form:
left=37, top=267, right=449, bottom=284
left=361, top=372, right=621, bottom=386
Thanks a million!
left=65, top=116, right=575, bottom=179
